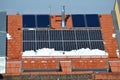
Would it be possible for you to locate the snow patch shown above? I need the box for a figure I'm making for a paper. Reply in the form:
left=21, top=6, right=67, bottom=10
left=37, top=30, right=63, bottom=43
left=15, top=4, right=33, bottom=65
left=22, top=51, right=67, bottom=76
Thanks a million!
left=22, top=50, right=36, bottom=56
left=0, top=57, right=6, bottom=74
left=28, top=28, right=35, bottom=30
left=7, top=33, right=12, bottom=40
left=22, top=48, right=108, bottom=58
left=116, top=49, right=120, bottom=58
left=112, top=33, right=116, bottom=38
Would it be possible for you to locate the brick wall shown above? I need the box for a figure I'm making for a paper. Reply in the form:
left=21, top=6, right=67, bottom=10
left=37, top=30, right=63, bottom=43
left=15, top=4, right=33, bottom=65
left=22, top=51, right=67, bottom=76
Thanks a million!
left=7, top=15, right=22, bottom=60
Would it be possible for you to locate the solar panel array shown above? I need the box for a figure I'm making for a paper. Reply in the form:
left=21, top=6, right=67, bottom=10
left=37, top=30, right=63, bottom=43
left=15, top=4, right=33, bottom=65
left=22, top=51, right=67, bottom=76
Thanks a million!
left=72, top=14, right=100, bottom=27
left=23, top=30, right=104, bottom=51
left=23, top=15, right=50, bottom=28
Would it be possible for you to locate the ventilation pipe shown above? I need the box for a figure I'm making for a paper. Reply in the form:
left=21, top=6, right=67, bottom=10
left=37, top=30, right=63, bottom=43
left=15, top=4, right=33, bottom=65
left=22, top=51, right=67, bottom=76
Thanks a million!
left=61, top=6, right=65, bottom=28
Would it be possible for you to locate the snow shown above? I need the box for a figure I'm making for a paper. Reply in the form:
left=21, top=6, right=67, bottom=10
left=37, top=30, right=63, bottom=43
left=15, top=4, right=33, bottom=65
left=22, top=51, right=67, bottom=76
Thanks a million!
left=116, top=49, right=120, bottom=58
left=7, top=33, right=12, bottom=40
left=28, top=28, right=35, bottom=30
left=0, top=57, right=6, bottom=74
left=112, top=33, right=116, bottom=38
left=22, top=48, right=108, bottom=58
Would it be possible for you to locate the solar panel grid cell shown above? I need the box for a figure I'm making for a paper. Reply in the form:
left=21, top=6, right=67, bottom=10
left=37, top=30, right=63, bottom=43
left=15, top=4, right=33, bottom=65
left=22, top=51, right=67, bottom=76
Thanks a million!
left=50, top=42, right=63, bottom=50
left=77, top=41, right=90, bottom=49
left=36, top=30, right=49, bottom=41
left=49, top=30, right=62, bottom=40
left=90, top=41, right=104, bottom=50
left=23, top=30, right=35, bottom=41
left=63, top=30, right=75, bottom=40
left=86, top=14, right=100, bottom=27
left=37, top=15, right=50, bottom=28
left=89, top=30, right=103, bottom=40
left=72, top=15, right=85, bottom=27
left=37, top=42, right=49, bottom=49
left=23, top=15, right=36, bottom=28
left=76, top=30, right=89, bottom=40
left=23, top=42, right=36, bottom=51
left=64, top=42, right=77, bottom=51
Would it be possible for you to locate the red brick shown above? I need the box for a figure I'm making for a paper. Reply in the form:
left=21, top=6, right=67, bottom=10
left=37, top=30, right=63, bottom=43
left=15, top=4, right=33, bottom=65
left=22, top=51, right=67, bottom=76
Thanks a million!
left=7, top=15, right=22, bottom=60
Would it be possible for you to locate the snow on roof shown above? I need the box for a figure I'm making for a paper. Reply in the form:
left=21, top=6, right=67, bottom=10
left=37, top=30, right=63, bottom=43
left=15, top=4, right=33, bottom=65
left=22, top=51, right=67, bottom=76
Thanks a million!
left=112, top=33, right=116, bottom=38
left=22, top=48, right=108, bottom=57
left=7, top=33, right=12, bottom=40
left=0, top=57, right=6, bottom=74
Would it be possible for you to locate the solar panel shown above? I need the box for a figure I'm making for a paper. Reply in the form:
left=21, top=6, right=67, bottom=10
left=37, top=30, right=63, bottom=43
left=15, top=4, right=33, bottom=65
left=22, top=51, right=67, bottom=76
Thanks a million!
left=89, top=30, right=103, bottom=40
left=72, top=15, right=85, bottom=27
left=37, top=42, right=49, bottom=49
left=23, top=29, right=104, bottom=51
left=63, top=30, right=75, bottom=40
left=77, top=41, right=90, bottom=49
left=50, top=30, right=62, bottom=40
left=64, top=42, right=77, bottom=51
left=23, top=42, right=36, bottom=51
left=90, top=41, right=104, bottom=50
left=86, top=14, right=100, bottom=27
left=50, top=42, right=63, bottom=50
left=23, top=15, right=36, bottom=28
left=37, top=15, right=50, bottom=28
left=75, top=30, right=89, bottom=40
left=36, top=30, right=49, bottom=41
left=23, top=30, right=35, bottom=41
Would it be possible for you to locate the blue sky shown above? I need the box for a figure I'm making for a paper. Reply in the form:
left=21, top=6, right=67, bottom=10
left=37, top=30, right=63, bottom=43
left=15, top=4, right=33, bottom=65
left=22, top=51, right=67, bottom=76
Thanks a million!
left=0, top=0, right=115, bottom=14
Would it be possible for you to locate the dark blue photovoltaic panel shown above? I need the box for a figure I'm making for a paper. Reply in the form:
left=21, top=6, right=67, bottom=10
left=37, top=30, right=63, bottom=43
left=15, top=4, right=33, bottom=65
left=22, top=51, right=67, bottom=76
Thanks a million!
left=77, top=41, right=90, bottom=49
left=50, top=42, right=63, bottom=50
left=72, top=15, right=85, bottom=27
left=63, top=30, right=75, bottom=40
left=23, top=15, right=36, bottom=28
left=90, top=41, right=104, bottom=50
left=50, top=30, right=62, bottom=40
left=23, top=42, right=36, bottom=51
left=37, top=15, right=50, bottom=27
left=64, top=42, right=77, bottom=51
left=76, top=30, right=89, bottom=40
left=37, top=42, right=49, bottom=49
left=23, top=30, right=35, bottom=40
left=86, top=14, right=100, bottom=27
left=89, top=30, right=103, bottom=40
left=36, top=30, right=48, bottom=40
